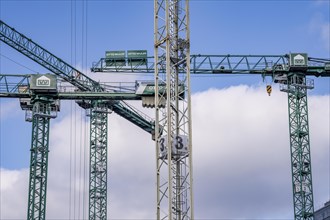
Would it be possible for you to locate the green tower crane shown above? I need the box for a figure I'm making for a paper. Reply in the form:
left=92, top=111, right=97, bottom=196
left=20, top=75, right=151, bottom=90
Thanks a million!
left=286, top=73, right=314, bottom=219
left=91, top=53, right=330, bottom=220
left=26, top=75, right=59, bottom=220
left=0, top=20, right=154, bottom=220
left=0, top=73, right=156, bottom=219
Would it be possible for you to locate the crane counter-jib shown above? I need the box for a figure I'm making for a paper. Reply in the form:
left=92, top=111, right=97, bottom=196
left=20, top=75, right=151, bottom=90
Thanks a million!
left=0, top=74, right=176, bottom=99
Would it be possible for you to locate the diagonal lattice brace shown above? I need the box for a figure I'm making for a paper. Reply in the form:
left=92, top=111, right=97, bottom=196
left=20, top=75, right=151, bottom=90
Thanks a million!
left=285, top=74, right=314, bottom=220
left=27, top=100, right=55, bottom=220
left=89, top=102, right=109, bottom=220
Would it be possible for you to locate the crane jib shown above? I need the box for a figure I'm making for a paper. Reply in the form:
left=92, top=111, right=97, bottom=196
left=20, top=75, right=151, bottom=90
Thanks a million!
left=0, top=19, right=154, bottom=133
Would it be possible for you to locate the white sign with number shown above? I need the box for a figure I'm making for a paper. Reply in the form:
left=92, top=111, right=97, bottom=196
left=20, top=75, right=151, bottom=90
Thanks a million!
left=159, top=135, right=168, bottom=158
left=295, top=182, right=308, bottom=193
left=159, top=135, right=188, bottom=159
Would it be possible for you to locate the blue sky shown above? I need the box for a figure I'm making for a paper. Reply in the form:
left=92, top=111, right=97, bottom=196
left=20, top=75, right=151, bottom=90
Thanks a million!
left=0, top=0, right=329, bottom=219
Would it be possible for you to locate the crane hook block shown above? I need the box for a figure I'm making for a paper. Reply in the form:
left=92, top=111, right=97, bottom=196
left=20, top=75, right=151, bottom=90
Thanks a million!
left=266, top=85, right=272, bottom=96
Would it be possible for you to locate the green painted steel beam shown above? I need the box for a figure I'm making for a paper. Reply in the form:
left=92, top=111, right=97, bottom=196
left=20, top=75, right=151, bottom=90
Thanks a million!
left=91, top=54, right=330, bottom=77
left=0, top=74, right=155, bottom=134
left=0, top=74, right=30, bottom=95
left=0, top=92, right=140, bottom=100
left=0, top=74, right=141, bottom=100
left=0, top=20, right=154, bottom=133
left=0, top=93, right=30, bottom=98
left=280, top=74, right=315, bottom=220
left=89, top=102, right=108, bottom=220
left=57, top=92, right=140, bottom=100
left=27, top=99, right=53, bottom=220
left=0, top=21, right=100, bottom=92
left=0, top=74, right=170, bottom=101
left=0, top=19, right=153, bottom=220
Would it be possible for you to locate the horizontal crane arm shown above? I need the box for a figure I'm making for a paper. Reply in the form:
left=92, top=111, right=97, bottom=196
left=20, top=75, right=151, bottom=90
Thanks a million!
left=91, top=54, right=330, bottom=77
left=0, top=20, right=100, bottom=92
left=0, top=92, right=140, bottom=100
left=0, top=74, right=154, bottom=133
left=0, top=74, right=140, bottom=100
left=57, top=92, right=139, bottom=100
left=0, top=74, right=30, bottom=94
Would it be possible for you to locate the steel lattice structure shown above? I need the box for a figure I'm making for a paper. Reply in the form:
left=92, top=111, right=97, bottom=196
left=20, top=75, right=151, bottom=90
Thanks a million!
left=154, top=0, right=193, bottom=219
left=1, top=1, right=330, bottom=218
left=280, top=74, right=315, bottom=219
left=27, top=99, right=54, bottom=219
left=0, top=73, right=155, bottom=220
left=89, top=103, right=109, bottom=220
left=92, top=51, right=329, bottom=220
left=0, top=20, right=154, bottom=134
left=0, top=20, right=154, bottom=220
left=91, top=54, right=329, bottom=77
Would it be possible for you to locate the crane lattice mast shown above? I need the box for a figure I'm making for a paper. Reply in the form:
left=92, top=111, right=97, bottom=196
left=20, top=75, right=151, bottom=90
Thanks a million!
left=279, top=70, right=315, bottom=219
left=154, top=0, right=194, bottom=219
left=27, top=98, right=56, bottom=219
left=89, top=101, right=108, bottom=220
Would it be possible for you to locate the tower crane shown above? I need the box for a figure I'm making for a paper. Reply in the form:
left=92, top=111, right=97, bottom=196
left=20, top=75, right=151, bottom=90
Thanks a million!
left=0, top=73, right=156, bottom=220
left=0, top=0, right=329, bottom=219
left=91, top=2, right=329, bottom=219
left=154, top=1, right=193, bottom=219
left=0, top=20, right=155, bottom=220
left=3, top=77, right=143, bottom=219
left=92, top=53, right=330, bottom=220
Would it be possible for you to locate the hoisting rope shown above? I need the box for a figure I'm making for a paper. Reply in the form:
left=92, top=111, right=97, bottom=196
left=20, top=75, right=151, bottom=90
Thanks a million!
left=82, top=0, right=88, bottom=218
left=69, top=0, right=77, bottom=218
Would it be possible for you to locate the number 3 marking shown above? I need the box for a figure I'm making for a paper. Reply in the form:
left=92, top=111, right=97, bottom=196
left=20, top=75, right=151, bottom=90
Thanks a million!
left=175, top=136, right=184, bottom=150
left=159, top=137, right=165, bottom=152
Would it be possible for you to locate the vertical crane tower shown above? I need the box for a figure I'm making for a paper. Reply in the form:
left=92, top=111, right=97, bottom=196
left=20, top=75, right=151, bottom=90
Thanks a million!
left=0, top=20, right=154, bottom=220
left=154, top=0, right=194, bottom=219
left=286, top=75, right=314, bottom=220
left=278, top=55, right=316, bottom=219
left=92, top=52, right=330, bottom=220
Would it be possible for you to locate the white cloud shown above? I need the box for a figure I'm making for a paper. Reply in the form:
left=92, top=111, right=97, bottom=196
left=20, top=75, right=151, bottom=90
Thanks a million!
left=0, top=168, right=29, bottom=219
left=192, top=86, right=329, bottom=218
left=0, top=85, right=329, bottom=219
